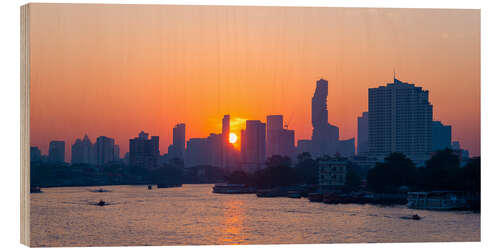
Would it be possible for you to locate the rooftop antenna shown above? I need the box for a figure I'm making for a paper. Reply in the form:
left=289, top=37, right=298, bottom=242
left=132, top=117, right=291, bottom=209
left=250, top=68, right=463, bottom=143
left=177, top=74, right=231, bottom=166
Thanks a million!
left=393, top=68, right=396, bottom=81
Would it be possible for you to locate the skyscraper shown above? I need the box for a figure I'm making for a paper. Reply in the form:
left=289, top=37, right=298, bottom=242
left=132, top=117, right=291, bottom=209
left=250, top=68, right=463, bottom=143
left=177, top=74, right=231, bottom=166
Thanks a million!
left=357, top=112, right=369, bottom=155
left=266, top=115, right=295, bottom=158
left=129, top=131, right=160, bottom=168
left=311, top=79, right=339, bottom=157
left=71, top=134, right=93, bottom=164
left=113, top=144, right=120, bottom=161
left=185, top=138, right=210, bottom=167
left=222, top=115, right=230, bottom=168
left=170, top=123, right=186, bottom=160
left=240, top=120, right=266, bottom=171
left=48, top=140, right=65, bottom=163
left=432, top=121, right=452, bottom=151
left=368, top=77, right=433, bottom=165
left=95, top=136, right=115, bottom=165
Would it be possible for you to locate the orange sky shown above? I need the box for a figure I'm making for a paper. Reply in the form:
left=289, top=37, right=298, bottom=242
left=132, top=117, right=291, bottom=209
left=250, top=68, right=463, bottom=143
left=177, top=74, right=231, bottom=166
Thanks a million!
left=29, top=4, right=480, bottom=160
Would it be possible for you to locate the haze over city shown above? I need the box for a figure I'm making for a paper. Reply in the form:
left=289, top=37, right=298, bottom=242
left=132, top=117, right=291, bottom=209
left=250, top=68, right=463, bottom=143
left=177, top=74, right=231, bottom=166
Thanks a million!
left=29, top=4, right=480, bottom=160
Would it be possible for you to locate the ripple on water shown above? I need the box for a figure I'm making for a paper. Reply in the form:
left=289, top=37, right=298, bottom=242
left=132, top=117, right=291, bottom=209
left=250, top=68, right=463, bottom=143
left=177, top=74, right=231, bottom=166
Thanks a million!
left=30, top=184, right=480, bottom=247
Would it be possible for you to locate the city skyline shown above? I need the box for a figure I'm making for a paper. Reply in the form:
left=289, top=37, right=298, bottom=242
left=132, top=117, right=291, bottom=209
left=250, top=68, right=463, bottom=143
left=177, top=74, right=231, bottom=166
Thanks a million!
left=29, top=4, right=480, bottom=160
left=32, top=76, right=472, bottom=165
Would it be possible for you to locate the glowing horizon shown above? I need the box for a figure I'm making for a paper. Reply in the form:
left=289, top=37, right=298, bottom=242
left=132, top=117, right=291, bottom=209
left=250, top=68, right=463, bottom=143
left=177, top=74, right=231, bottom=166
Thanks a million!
left=29, top=4, right=480, bottom=161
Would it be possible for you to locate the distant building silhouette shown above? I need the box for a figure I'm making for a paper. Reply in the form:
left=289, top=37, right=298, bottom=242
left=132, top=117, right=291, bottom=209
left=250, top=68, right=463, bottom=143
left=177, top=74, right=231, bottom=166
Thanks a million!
left=95, top=136, right=116, bottom=165
left=184, top=115, right=239, bottom=168
left=222, top=115, right=230, bottom=168
left=337, top=138, right=355, bottom=157
left=169, top=123, right=186, bottom=160
left=266, top=115, right=295, bottom=158
left=30, top=146, right=42, bottom=162
left=368, top=77, right=433, bottom=165
left=357, top=112, right=369, bottom=155
left=296, top=139, right=313, bottom=155
left=185, top=138, right=210, bottom=167
left=432, top=121, right=452, bottom=151
left=241, top=120, right=266, bottom=172
left=184, top=133, right=224, bottom=168
left=311, top=79, right=340, bottom=156
left=113, top=144, right=120, bottom=161
left=48, top=140, right=65, bottom=163
left=71, top=134, right=93, bottom=164
left=451, top=141, right=470, bottom=166
left=129, top=131, right=160, bottom=168
left=207, top=133, right=224, bottom=167
left=306, top=79, right=355, bottom=157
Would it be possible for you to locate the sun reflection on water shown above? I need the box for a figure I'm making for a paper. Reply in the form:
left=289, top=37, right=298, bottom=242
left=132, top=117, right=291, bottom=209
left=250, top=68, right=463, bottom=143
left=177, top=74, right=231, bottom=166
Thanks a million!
left=219, top=200, right=246, bottom=244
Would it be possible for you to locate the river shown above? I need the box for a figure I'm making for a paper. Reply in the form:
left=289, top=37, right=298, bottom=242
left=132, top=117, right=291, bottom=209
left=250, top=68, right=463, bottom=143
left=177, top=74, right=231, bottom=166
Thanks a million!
left=30, top=184, right=480, bottom=247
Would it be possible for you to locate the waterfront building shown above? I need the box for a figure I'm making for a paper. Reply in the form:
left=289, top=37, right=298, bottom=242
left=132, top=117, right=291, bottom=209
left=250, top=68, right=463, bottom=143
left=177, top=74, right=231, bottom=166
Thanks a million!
left=368, top=77, right=433, bottom=165
left=129, top=131, right=160, bottom=168
left=357, top=112, right=369, bottom=155
left=318, top=160, right=348, bottom=191
left=432, top=121, right=452, bottom=151
left=349, top=155, right=378, bottom=170
left=48, top=140, right=65, bottom=163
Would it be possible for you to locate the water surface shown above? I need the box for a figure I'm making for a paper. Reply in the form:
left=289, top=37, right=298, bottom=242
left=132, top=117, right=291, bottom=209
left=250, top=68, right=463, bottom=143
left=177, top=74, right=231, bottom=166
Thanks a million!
left=30, top=184, right=480, bottom=247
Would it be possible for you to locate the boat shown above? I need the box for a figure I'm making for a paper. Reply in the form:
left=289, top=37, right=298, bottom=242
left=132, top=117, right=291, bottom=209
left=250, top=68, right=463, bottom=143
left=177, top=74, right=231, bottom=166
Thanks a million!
left=255, top=188, right=287, bottom=197
left=407, top=191, right=467, bottom=210
left=157, top=183, right=182, bottom=188
left=287, top=191, right=301, bottom=198
left=30, top=186, right=42, bottom=193
left=308, top=193, right=323, bottom=202
left=212, top=184, right=255, bottom=194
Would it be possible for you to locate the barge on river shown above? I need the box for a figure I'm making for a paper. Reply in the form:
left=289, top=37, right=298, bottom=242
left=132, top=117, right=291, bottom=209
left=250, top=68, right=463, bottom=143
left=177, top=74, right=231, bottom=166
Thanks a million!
left=407, top=191, right=467, bottom=210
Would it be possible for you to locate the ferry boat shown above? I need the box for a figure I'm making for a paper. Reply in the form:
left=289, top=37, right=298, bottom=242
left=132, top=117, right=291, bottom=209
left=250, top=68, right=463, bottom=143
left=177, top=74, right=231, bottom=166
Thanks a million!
left=308, top=193, right=323, bottom=202
left=212, top=184, right=255, bottom=194
left=407, top=191, right=467, bottom=210
left=157, top=183, right=182, bottom=188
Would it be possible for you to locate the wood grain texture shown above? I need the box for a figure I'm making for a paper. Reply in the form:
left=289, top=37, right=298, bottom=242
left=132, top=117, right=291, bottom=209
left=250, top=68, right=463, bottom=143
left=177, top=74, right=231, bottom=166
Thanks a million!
left=20, top=3, right=31, bottom=246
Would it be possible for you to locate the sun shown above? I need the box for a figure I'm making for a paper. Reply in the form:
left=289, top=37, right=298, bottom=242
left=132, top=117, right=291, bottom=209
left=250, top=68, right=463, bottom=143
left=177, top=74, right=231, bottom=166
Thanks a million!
left=229, top=132, right=237, bottom=144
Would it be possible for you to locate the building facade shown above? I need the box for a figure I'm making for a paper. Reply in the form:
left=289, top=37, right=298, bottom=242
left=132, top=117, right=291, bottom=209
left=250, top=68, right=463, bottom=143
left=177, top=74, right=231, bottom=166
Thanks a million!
left=170, top=123, right=186, bottom=160
left=432, top=121, right=452, bottom=152
left=266, top=115, right=295, bottom=159
left=95, top=136, right=116, bottom=165
left=240, top=120, right=266, bottom=171
left=311, top=79, right=340, bottom=157
left=357, top=112, right=369, bottom=155
left=318, top=160, right=348, bottom=190
left=71, top=134, right=93, bottom=164
left=368, top=77, right=433, bottom=165
left=48, top=140, right=65, bottom=163
left=129, top=131, right=160, bottom=168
